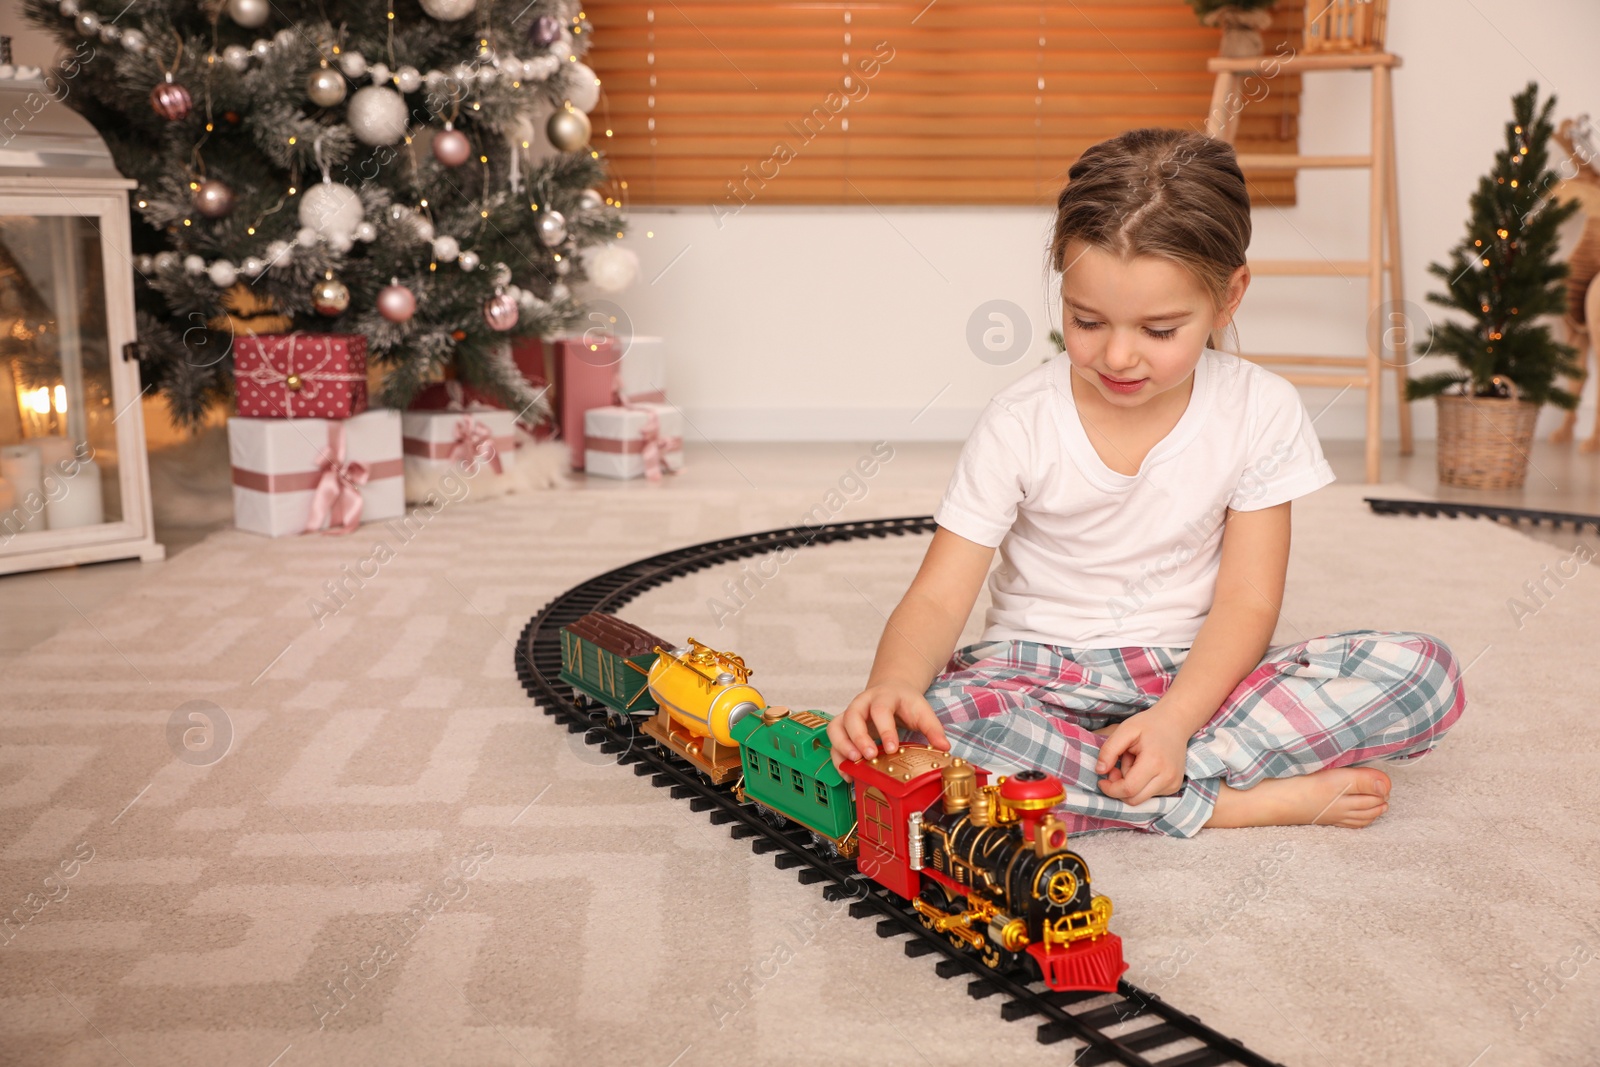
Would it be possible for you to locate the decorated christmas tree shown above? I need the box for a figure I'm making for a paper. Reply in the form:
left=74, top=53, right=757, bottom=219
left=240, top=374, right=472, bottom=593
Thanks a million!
left=23, top=0, right=631, bottom=429
left=1408, top=82, right=1583, bottom=408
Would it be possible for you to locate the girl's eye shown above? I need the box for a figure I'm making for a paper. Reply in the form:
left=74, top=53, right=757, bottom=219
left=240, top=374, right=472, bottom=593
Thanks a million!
left=1068, top=317, right=1178, bottom=340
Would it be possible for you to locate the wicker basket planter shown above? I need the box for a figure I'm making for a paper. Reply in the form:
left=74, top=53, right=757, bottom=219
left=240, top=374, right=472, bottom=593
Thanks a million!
left=1435, top=394, right=1542, bottom=490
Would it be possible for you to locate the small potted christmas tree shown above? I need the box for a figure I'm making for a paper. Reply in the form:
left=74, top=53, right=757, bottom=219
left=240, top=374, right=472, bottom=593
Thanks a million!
left=1186, top=0, right=1279, bottom=57
left=1407, top=82, right=1585, bottom=490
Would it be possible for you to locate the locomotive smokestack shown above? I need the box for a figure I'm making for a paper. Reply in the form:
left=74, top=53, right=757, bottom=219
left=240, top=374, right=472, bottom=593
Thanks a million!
left=941, top=759, right=976, bottom=812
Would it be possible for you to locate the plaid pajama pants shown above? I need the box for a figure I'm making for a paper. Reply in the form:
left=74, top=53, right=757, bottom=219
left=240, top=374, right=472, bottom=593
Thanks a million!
left=907, top=629, right=1467, bottom=839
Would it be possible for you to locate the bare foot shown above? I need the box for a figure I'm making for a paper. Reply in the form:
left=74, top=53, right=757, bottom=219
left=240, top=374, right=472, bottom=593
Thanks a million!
left=1204, top=766, right=1392, bottom=829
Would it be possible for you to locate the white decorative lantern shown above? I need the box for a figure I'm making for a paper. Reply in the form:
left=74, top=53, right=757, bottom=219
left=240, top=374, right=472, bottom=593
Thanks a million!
left=0, top=73, right=163, bottom=574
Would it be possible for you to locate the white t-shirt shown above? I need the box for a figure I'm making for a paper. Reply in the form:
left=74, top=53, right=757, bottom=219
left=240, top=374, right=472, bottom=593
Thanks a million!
left=933, top=348, right=1336, bottom=650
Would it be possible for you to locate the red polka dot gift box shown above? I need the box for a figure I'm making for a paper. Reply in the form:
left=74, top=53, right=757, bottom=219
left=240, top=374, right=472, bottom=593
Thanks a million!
left=234, top=334, right=369, bottom=419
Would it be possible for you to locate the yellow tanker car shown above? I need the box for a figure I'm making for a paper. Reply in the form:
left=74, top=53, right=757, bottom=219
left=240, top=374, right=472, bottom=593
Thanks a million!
left=642, top=637, right=764, bottom=784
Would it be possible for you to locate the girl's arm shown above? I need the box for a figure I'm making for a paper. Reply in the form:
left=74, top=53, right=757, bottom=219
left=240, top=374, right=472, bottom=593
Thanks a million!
left=1095, top=501, right=1290, bottom=805
left=1152, top=500, right=1292, bottom=736
left=830, top=526, right=995, bottom=762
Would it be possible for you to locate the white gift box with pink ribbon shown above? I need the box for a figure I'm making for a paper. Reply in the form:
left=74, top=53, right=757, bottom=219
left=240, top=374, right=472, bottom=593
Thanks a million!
left=228, top=410, right=405, bottom=538
left=584, top=402, right=685, bottom=481
left=400, top=409, right=519, bottom=481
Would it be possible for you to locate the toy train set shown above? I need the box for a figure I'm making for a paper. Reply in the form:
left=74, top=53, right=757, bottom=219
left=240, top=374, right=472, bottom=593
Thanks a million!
left=558, top=610, right=1129, bottom=993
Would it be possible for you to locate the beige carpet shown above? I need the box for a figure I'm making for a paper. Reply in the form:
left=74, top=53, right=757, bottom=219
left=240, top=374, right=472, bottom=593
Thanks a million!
left=1, top=480, right=1597, bottom=1067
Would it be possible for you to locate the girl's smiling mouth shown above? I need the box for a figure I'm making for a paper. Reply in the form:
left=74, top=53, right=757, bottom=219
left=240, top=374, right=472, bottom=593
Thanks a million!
left=1098, top=372, right=1148, bottom=393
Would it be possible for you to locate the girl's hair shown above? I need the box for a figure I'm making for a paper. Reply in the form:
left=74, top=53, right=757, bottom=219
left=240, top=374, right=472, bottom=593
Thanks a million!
left=1048, top=128, right=1252, bottom=352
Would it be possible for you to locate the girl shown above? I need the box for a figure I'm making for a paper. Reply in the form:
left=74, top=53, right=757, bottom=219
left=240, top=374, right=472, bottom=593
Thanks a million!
left=825, top=128, right=1466, bottom=838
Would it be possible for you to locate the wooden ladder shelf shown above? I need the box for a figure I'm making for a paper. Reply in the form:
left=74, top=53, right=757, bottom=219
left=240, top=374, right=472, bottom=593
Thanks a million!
left=1206, top=49, right=1414, bottom=483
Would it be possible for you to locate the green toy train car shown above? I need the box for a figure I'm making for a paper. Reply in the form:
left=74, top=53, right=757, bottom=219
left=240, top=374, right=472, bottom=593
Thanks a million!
left=731, top=705, right=856, bottom=857
left=558, top=612, right=667, bottom=717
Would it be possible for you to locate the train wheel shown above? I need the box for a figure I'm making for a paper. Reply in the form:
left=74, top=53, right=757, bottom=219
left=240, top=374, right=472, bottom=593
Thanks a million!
left=917, top=883, right=952, bottom=929
left=980, top=943, right=1002, bottom=970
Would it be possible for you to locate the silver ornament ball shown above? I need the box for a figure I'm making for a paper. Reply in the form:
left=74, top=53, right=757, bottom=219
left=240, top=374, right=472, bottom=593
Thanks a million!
left=226, top=0, right=269, bottom=29
left=208, top=260, right=238, bottom=288
left=307, top=66, right=347, bottom=107
left=242, top=256, right=266, bottom=277
left=312, top=275, right=351, bottom=316
left=347, top=86, right=408, bottom=146
left=194, top=178, right=236, bottom=218
left=396, top=66, right=422, bottom=93
left=122, top=28, right=147, bottom=53
left=578, top=188, right=604, bottom=213
left=183, top=254, right=206, bottom=275
left=545, top=108, right=591, bottom=153
left=458, top=250, right=480, bottom=272
left=432, top=235, right=460, bottom=262
left=339, top=51, right=368, bottom=78
left=536, top=209, right=567, bottom=248
left=222, top=44, right=250, bottom=71
left=420, top=0, right=476, bottom=21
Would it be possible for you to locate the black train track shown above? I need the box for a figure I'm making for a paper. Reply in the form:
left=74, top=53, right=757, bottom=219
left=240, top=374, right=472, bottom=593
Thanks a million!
left=514, top=515, right=1289, bottom=1067
left=1365, top=496, right=1600, bottom=532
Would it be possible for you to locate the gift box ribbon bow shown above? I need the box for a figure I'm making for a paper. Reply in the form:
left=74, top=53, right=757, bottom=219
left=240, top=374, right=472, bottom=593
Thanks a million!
left=304, top=422, right=370, bottom=535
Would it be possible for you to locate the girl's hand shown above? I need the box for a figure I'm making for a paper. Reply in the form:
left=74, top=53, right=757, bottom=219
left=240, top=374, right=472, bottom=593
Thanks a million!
left=1094, top=709, right=1192, bottom=806
left=828, top=684, right=951, bottom=775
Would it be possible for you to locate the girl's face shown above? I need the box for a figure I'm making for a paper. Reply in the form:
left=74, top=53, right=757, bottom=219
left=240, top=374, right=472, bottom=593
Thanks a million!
left=1058, top=239, right=1247, bottom=411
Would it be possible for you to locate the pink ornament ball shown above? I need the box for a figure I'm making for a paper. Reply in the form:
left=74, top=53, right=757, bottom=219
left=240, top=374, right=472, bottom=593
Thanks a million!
left=482, top=292, right=519, bottom=331
left=433, top=127, right=472, bottom=167
left=377, top=283, right=417, bottom=323
left=150, top=80, right=192, bottom=122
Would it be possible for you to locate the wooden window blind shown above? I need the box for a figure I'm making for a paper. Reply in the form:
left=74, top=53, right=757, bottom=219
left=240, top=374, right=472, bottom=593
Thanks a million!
left=582, top=1, right=1304, bottom=208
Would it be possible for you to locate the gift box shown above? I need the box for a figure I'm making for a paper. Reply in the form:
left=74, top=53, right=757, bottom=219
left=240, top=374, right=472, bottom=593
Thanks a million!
left=235, top=334, right=368, bottom=419
left=583, top=403, right=684, bottom=481
left=554, top=334, right=622, bottom=470
left=510, top=337, right=558, bottom=443
left=400, top=409, right=519, bottom=480
left=228, top=409, right=404, bottom=537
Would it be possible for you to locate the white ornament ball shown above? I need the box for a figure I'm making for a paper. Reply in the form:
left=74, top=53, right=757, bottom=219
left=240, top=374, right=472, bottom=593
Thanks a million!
left=58, top=0, right=78, bottom=16
left=368, top=62, right=391, bottom=86
left=296, top=227, right=320, bottom=248
left=153, top=251, right=179, bottom=272
left=208, top=260, right=238, bottom=288
left=226, top=0, right=269, bottom=29
left=582, top=244, right=640, bottom=294
left=242, top=256, right=266, bottom=277
left=564, top=62, right=601, bottom=112
left=339, top=51, right=368, bottom=78
left=183, top=254, right=206, bottom=275
left=265, top=239, right=291, bottom=265
left=273, top=29, right=297, bottom=48
left=536, top=209, right=567, bottom=247
left=347, top=86, right=408, bottom=145
left=458, top=250, right=480, bottom=272
left=396, top=66, right=422, bottom=93
left=122, top=28, right=147, bottom=53
left=354, top=221, right=377, bottom=242
left=134, top=254, right=153, bottom=274
left=326, top=232, right=353, bottom=253
left=477, top=66, right=497, bottom=87
left=577, top=188, right=604, bottom=213
left=298, top=181, right=364, bottom=241
left=432, top=235, right=460, bottom=262
left=549, top=282, right=570, bottom=303
left=499, top=54, right=521, bottom=77
left=250, top=39, right=270, bottom=58
left=222, top=44, right=250, bottom=72
left=420, top=0, right=476, bottom=21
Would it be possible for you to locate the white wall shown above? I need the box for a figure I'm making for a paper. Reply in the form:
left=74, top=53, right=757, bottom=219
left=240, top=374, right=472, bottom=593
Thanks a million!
left=7, top=0, right=1599, bottom=443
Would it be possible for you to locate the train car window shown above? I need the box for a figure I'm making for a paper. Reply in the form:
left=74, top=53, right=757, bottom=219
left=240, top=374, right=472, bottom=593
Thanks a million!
left=791, top=769, right=804, bottom=793
left=814, top=780, right=829, bottom=805
left=769, top=759, right=781, bottom=781
left=748, top=753, right=761, bottom=775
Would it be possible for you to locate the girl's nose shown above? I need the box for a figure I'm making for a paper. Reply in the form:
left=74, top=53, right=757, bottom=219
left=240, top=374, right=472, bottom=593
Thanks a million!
left=1103, top=330, right=1141, bottom=374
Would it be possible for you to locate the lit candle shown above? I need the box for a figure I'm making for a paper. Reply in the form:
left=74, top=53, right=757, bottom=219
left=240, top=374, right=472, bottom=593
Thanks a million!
left=43, top=456, right=104, bottom=529
left=0, top=445, right=45, bottom=535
